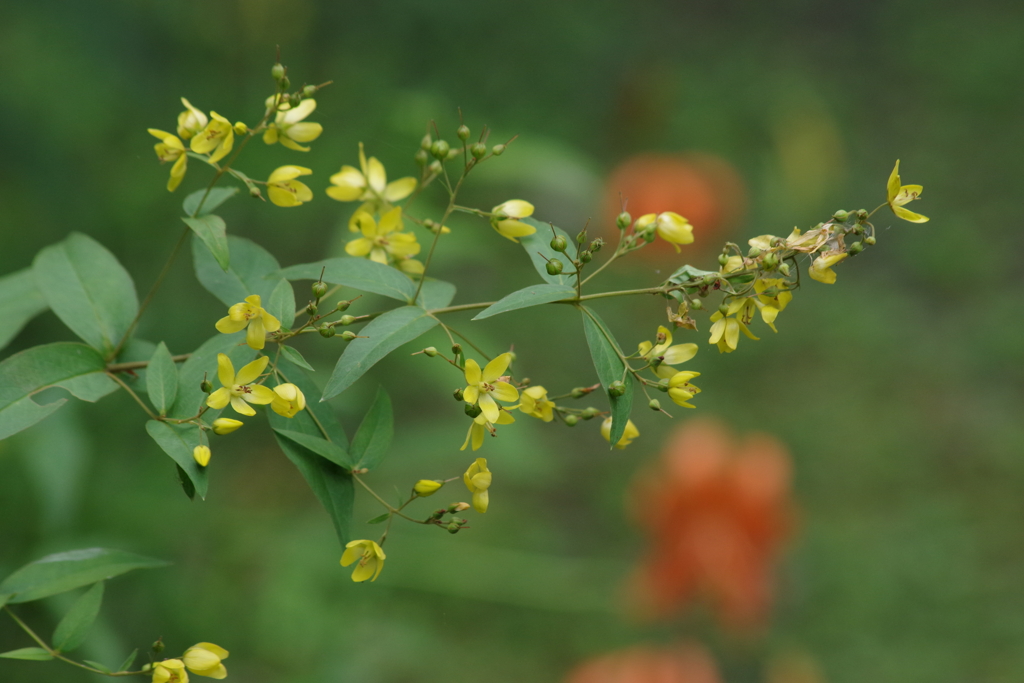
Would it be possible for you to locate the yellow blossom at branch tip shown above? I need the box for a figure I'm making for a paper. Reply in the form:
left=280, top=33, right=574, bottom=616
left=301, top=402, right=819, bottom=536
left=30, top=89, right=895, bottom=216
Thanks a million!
left=414, top=479, right=444, bottom=496
left=192, top=445, right=211, bottom=467
left=638, top=325, right=698, bottom=378
left=340, top=539, right=386, bottom=582
left=490, top=200, right=537, bottom=242
left=345, top=208, right=421, bottom=268
left=668, top=371, right=701, bottom=408
left=211, top=418, right=243, bottom=435
left=215, top=294, right=281, bottom=350
left=147, top=129, right=188, bottom=192
left=176, top=98, right=208, bottom=140
left=206, top=354, right=276, bottom=417
left=518, top=385, right=555, bottom=421
left=461, top=410, right=515, bottom=451
left=152, top=659, right=188, bottom=683
left=263, top=98, right=323, bottom=152
left=267, top=166, right=313, bottom=207
left=808, top=252, right=848, bottom=284
left=601, top=417, right=639, bottom=449
left=463, top=458, right=492, bottom=513
left=189, top=111, right=234, bottom=163
left=753, top=278, right=793, bottom=332
left=887, top=160, right=929, bottom=223
left=635, top=212, right=694, bottom=252
left=271, top=383, right=306, bottom=418
left=708, top=299, right=760, bottom=353
left=183, top=642, right=229, bottom=679
left=327, top=142, right=417, bottom=211
left=463, top=353, right=519, bottom=423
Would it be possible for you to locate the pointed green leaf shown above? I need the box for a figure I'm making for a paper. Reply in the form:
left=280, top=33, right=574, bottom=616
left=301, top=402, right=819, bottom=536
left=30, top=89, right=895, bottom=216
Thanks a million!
left=176, top=464, right=196, bottom=501
left=269, top=358, right=347, bottom=445
left=322, top=306, right=438, bottom=400
left=85, top=660, right=115, bottom=674
left=183, top=186, right=239, bottom=218
left=517, top=218, right=578, bottom=285
left=580, top=306, right=634, bottom=446
left=366, top=513, right=391, bottom=524
left=145, top=421, right=208, bottom=500
left=473, top=283, right=576, bottom=320
left=350, top=387, right=393, bottom=471
left=145, top=342, right=178, bottom=416
left=279, top=257, right=416, bottom=303
left=279, top=345, right=314, bottom=372
left=267, top=278, right=296, bottom=328
left=416, top=279, right=456, bottom=309
left=0, top=268, right=48, bottom=353
left=271, top=431, right=354, bottom=547
left=167, top=333, right=254, bottom=420
left=182, top=215, right=229, bottom=271
left=0, top=342, right=117, bottom=441
left=52, top=581, right=104, bottom=652
left=117, top=649, right=138, bottom=673
left=0, top=548, right=167, bottom=604
left=32, top=233, right=139, bottom=356
left=273, top=429, right=352, bottom=468
left=0, top=647, right=53, bottom=660
left=193, top=235, right=285, bottom=309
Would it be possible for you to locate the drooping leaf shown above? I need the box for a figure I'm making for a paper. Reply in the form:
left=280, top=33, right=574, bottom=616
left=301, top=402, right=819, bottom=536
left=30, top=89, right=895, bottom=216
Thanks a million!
left=271, top=432, right=355, bottom=547
left=580, top=305, right=634, bottom=446
left=267, top=277, right=296, bottom=328
left=416, top=279, right=457, bottom=309
left=145, top=342, right=178, bottom=416
left=145, top=421, right=208, bottom=500
left=85, top=660, right=115, bottom=674
left=517, top=217, right=579, bottom=286
left=279, top=257, right=416, bottom=303
left=269, top=357, right=347, bottom=445
left=322, top=306, right=438, bottom=400
left=52, top=582, right=104, bottom=652
left=192, top=235, right=285, bottom=309
left=272, top=429, right=352, bottom=468
left=182, top=215, right=229, bottom=271
left=166, top=332, right=254, bottom=420
left=32, top=233, right=139, bottom=356
left=0, top=648, right=53, bottom=661
left=350, top=387, right=393, bottom=471
left=117, top=649, right=139, bottom=673
left=0, top=342, right=117, bottom=441
left=279, top=345, right=314, bottom=372
left=0, top=268, right=48, bottom=352
left=0, top=548, right=167, bottom=604
left=182, top=186, right=239, bottom=218
left=472, top=283, right=576, bottom=320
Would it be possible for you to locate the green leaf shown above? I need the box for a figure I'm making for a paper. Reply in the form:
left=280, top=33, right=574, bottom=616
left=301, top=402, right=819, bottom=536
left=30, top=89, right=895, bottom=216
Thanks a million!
left=271, top=431, right=355, bottom=547
left=167, top=333, right=255, bottom=420
left=416, top=279, right=457, bottom=309
left=322, top=306, right=437, bottom=400
left=279, top=345, right=314, bottom=372
left=52, top=581, right=104, bottom=652
left=580, top=306, right=634, bottom=446
left=0, top=342, right=117, bottom=441
left=182, top=186, right=239, bottom=218
left=145, top=342, right=178, bottom=416
left=269, top=357, right=347, bottom=445
left=267, top=278, right=296, bottom=328
left=0, top=548, right=167, bottom=603
left=85, top=660, right=115, bottom=674
left=0, top=268, right=48, bottom=352
left=272, top=429, right=352, bottom=468
left=146, top=421, right=208, bottom=500
left=32, top=233, right=139, bottom=356
left=193, top=235, right=285, bottom=309
left=473, top=283, right=576, bottom=320
left=366, top=513, right=390, bottom=524
left=666, top=264, right=720, bottom=285
left=117, top=649, right=138, bottom=673
left=517, top=217, right=578, bottom=286
left=182, top=215, right=229, bottom=271
left=279, top=257, right=416, bottom=303
left=176, top=464, right=196, bottom=501
left=350, top=387, right=393, bottom=471
left=0, top=647, right=53, bottom=661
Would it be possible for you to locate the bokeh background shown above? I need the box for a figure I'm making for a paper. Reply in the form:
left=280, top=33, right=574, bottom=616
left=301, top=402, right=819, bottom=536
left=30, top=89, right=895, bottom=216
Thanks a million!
left=2, top=1, right=1023, bottom=682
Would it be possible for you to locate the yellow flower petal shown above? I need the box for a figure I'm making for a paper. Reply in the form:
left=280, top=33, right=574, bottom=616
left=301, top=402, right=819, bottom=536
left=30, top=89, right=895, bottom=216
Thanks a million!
left=482, top=352, right=512, bottom=382
left=384, top=177, right=417, bottom=201
left=234, top=356, right=269, bottom=385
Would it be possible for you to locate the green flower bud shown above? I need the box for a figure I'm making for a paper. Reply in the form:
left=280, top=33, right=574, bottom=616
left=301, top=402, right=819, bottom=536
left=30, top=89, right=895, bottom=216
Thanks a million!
left=491, top=143, right=506, bottom=156
left=471, top=142, right=487, bottom=159
left=657, top=379, right=670, bottom=392
left=546, top=259, right=564, bottom=275
left=340, top=331, right=357, bottom=341
left=457, top=124, right=471, bottom=141
left=649, top=399, right=661, bottom=411
left=550, top=236, right=567, bottom=252
left=420, top=134, right=433, bottom=151
left=616, top=212, right=632, bottom=229
left=718, top=304, right=730, bottom=316
left=430, top=140, right=450, bottom=159
left=279, top=76, right=290, bottom=90
left=271, top=63, right=285, bottom=81
left=864, top=235, right=876, bottom=246
left=718, top=253, right=729, bottom=266
left=589, top=238, right=604, bottom=253
left=690, top=298, right=704, bottom=310
left=446, top=148, right=460, bottom=161
left=451, top=343, right=462, bottom=355
left=306, top=302, right=318, bottom=315
left=849, top=241, right=864, bottom=255
left=200, top=379, right=213, bottom=393
left=152, top=639, right=165, bottom=654
left=428, top=160, right=442, bottom=175
left=336, top=300, right=350, bottom=312
left=576, top=230, right=587, bottom=245
left=608, top=380, right=626, bottom=398
left=702, top=274, right=717, bottom=287
left=249, top=186, right=262, bottom=198
left=414, top=149, right=429, bottom=166
left=447, top=521, right=462, bottom=534
left=465, top=403, right=482, bottom=418
left=303, top=84, right=317, bottom=98
left=570, top=387, right=586, bottom=398
left=453, top=388, right=464, bottom=401
left=339, top=314, right=356, bottom=325
left=763, top=253, right=779, bottom=269
left=564, top=414, right=579, bottom=426
left=856, top=209, right=869, bottom=221
left=423, top=346, right=438, bottom=357
left=580, top=407, right=599, bottom=420
left=319, top=325, right=335, bottom=338
left=778, top=263, right=791, bottom=277
left=833, top=210, right=849, bottom=222
left=748, top=247, right=762, bottom=258
left=311, top=281, right=328, bottom=298
left=643, top=230, right=656, bottom=243
left=579, top=250, right=593, bottom=263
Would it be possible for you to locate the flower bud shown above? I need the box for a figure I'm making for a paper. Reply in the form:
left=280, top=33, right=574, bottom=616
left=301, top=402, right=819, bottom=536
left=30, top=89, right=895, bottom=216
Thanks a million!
left=581, top=407, right=599, bottom=420
left=311, top=281, right=328, bottom=298
left=690, top=298, right=703, bottom=310
left=319, top=324, right=335, bottom=338
left=589, top=238, right=604, bottom=253
left=449, top=502, right=471, bottom=512
left=491, top=143, right=506, bottom=156
left=279, top=76, right=290, bottom=90
left=339, top=315, right=356, bottom=325
left=763, top=253, right=779, bottom=269
left=702, top=274, right=717, bottom=287
left=576, top=230, right=587, bottom=245
left=546, top=259, right=564, bottom=275
left=430, top=140, right=450, bottom=159
left=564, top=414, right=579, bottom=426
left=423, top=346, right=438, bottom=357
left=302, top=84, right=317, bottom=98
left=778, top=262, right=791, bottom=276
left=579, top=250, right=593, bottom=263
left=212, top=418, right=243, bottom=435
left=718, top=253, right=729, bottom=266
left=747, top=247, right=762, bottom=258
left=453, top=388, right=464, bottom=401
left=271, top=63, right=285, bottom=81
left=200, top=379, right=213, bottom=393
left=340, top=331, right=357, bottom=341
left=570, top=387, right=586, bottom=398
left=336, top=300, right=350, bottom=312
left=193, top=445, right=211, bottom=467
left=471, top=142, right=487, bottom=159
left=856, top=209, right=869, bottom=221
left=864, top=235, right=876, bottom=246
left=643, top=230, right=656, bottom=243
left=451, top=343, right=462, bottom=355
left=649, top=399, right=661, bottom=411
left=833, top=209, right=849, bottom=222
left=233, top=121, right=248, bottom=136
left=414, top=479, right=444, bottom=496
left=414, top=149, right=429, bottom=166
left=428, top=160, right=442, bottom=175
left=616, top=212, right=631, bottom=229
left=718, top=304, right=730, bottom=316
left=306, top=302, right=318, bottom=315
left=849, top=241, right=864, bottom=255
left=465, top=403, right=483, bottom=418
left=447, top=521, right=462, bottom=534
left=249, top=186, right=262, bottom=198
left=608, top=380, right=626, bottom=397
left=420, top=134, right=433, bottom=151
left=153, top=639, right=165, bottom=654
left=657, top=379, right=670, bottom=392
left=457, top=124, right=471, bottom=141
left=550, top=236, right=567, bottom=252
left=446, top=148, right=460, bottom=161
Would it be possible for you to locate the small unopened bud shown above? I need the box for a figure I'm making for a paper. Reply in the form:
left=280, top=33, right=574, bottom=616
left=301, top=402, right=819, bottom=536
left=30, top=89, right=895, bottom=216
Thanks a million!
left=445, top=148, right=460, bottom=161
left=690, top=299, right=704, bottom=310
left=550, top=236, right=567, bottom=252
left=233, top=121, right=248, bottom=136
left=657, top=379, right=670, bottom=392
left=319, top=325, right=335, bottom=338
left=249, top=186, right=262, bottom=198
left=849, top=241, right=864, bottom=255
left=465, top=403, right=482, bottom=418
left=271, top=63, right=285, bottom=81
left=414, top=479, right=444, bottom=497
left=718, top=304, right=730, bottom=316
left=570, top=387, right=586, bottom=398
left=589, top=238, right=604, bottom=253
left=192, top=445, right=211, bottom=468
left=608, top=380, right=626, bottom=398
left=340, top=331, right=357, bottom=341
left=564, top=414, right=579, bottom=426
left=423, top=346, right=438, bottom=357
left=779, top=262, right=791, bottom=276
left=616, top=212, right=631, bottom=229
left=649, top=399, right=661, bottom=411
left=152, top=639, right=165, bottom=654
left=303, top=84, right=317, bottom=98
left=339, top=314, right=356, bottom=325
left=420, top=134, right=433, bottom=151
left=306, top=302, right=318, bottom=315
left=702, top=274, right=717, bottom=287
left=279, top=76, right=290, bottom=90
left=200, top=379, right=213, bottom=393
left=430, top=140, right=450, bottom=159
left=576, top=231, right=587, bottom=245
left=748, top=247, right=762, bottom=258
left=491, top=143, right=506, bottom=156
left=718, top=253, right=729, bottom=266
left=449, top=502, right=471, bottom=512
left=471, top=142, right=487, bottom=159
left=447, top=521, right=462, bottom=534
left=763, top=253, right=779, bottom=269
left=643, top=230, right=656, bottom=243
left=414, top=149, right=429, bottom=166
left=580, top=407, right=599, bottom=420
left=428, top=160, right=442, bottom=175
left=453, top=388, right=464, bottom=401
left=457, top=124, right=471, bottom=141
left=311, top=281, right=328, bottom=298
left=833, top=210, right=849, bottom=222
left=579, top=250, right=593, bottom=263
left=864, top=235, right=876, bottom=246
left=336, top=300, right=350, bottom=312
left=856, top=209, right=869, bottom=221
left=546, top=259, right=564, bottom=275
left=451, top=343, right=462, bottom=355
left=212, top=418, right=243, bottom=435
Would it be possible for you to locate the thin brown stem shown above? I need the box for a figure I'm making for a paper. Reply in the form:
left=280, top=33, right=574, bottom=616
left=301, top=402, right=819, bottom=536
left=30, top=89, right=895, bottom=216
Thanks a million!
left=106, top=371, right=158, bottom=420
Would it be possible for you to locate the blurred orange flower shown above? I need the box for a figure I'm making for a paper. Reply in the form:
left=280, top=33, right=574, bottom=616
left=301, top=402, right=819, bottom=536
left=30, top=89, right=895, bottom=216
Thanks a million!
left=565, top=642, right=721, bottom=683
left=627, top=418, right=795, bottom=629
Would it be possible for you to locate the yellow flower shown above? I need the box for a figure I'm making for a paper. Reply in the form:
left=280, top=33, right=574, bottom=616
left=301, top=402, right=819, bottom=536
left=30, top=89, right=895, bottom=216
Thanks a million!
left=637, top=325, right=698, bottom=378
left=785, top=226, right=830, bottom=252
left=808, top=252, right=848, bottom=284
left=463, top=457, right=492, bottom=513
left=189, top=111, right=234, bottom=163
left=267, top=165, right=314, bottom=207
left=601, top=416, right=639, bottom=449
left=211, top=418, right=243, bottom=435
left=518, top=385, right=555, bottom=421
left=271, top=383, right=306, bottom=418
left=635, top=212, right=694, bottom=252
left=182, top=643, right=229, bottom=679
left=490, top=200, right=537, bottom=242
left=214, top=294, right=282, bottom=350
left=344, top=208, right=421, bottom=267
left=327, top=143, right=417, bottom=214
left=753, top=278, right=793, bottom=331
left=176, top=98, right=208, bottom=140
left=461, top=410, right=515, bottom=451
left=667, top=370, right=701, bottom=408
left=708, top=299, right=759, bottom=353
left=340, top=539, right=386, bottom=582
left=463, top=353, right=519, bottom=423
left=147, top=129, right=188, bottom=192
left=262, top=98, right=323, bottom=152
left=414, top=479, right=443, bottom=496
left=206, top=354, right=276, bottom=417
left=886, top=160, right=928, bottom=223
left=152, top=659, right=188, bottom=683
left=192, top=445, right=211, bottom=467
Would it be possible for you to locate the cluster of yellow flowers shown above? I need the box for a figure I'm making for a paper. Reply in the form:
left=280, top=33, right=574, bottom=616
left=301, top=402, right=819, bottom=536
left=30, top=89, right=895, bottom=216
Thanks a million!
left=150, top=642, right=229, bottom=682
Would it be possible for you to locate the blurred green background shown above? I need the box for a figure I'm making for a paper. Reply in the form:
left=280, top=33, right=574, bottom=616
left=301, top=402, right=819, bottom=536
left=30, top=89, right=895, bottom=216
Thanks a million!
left=2, top=1, right=1023, bottom=682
